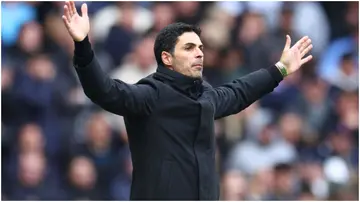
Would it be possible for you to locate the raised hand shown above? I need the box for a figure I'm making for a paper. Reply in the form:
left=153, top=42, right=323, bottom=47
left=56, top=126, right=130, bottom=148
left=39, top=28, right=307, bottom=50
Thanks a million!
left=62, top=1, right=90, bottom=42
left=278, top=35, right=313, bottom=76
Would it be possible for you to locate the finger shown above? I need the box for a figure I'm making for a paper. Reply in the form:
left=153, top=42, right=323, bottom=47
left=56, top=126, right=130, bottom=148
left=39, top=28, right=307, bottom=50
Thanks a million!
left=300, top=55, right=313, bottom=66
left=301, top=44, right=313, bottom=58
left=81, top=3, right=88, bottom=17
left=299, top=39, right=310, bottom=53
left=62, top=15, right=71, bottom=29
left=71, top=1, right=78, bottom=15
left=65, top=1, right=73, bottom=16
left=283, top=35, right=291, bottom=51
left=298, top=38, right=306, bottom=51
left=294, top=36, right=309, bottom=50
left=68, top=1, right=74, bottom=16
left=64, top=5, right=71, bottom=21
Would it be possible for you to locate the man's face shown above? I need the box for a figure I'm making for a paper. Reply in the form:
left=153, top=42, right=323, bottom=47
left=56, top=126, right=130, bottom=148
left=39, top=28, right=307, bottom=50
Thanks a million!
left=163, top=32, right=204, bottom=78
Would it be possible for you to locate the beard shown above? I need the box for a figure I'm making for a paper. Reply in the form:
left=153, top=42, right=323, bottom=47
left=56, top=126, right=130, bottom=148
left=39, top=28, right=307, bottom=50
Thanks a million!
left=171, top=57, right=203, bottom=78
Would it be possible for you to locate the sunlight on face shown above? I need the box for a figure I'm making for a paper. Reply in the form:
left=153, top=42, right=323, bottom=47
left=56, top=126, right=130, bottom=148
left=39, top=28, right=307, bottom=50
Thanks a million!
left=171, top=32, right=204, bottom=78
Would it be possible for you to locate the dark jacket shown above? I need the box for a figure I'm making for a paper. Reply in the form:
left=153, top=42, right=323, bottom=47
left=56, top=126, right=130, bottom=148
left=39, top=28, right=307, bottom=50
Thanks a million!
left=73, top=36, right=283, bottom=200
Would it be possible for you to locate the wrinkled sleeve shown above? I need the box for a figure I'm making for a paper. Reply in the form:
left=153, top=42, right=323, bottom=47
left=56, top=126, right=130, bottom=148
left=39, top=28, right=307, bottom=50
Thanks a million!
left=73, top=36, right=158, bottom=117
left=213, top=66, right=283, bottom=119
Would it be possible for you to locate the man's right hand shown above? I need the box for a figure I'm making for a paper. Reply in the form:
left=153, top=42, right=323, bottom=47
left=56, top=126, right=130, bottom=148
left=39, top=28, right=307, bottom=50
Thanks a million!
left=62, top=1, right=89, bottom=42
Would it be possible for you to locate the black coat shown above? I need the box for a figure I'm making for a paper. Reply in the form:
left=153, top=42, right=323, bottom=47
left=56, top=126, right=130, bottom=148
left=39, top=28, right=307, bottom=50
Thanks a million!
left=73, top=37, right=283, bottom=200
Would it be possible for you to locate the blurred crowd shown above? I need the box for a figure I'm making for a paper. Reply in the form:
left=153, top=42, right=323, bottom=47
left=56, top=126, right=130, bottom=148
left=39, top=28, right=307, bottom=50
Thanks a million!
left=1, top=1, right=359, bottom=200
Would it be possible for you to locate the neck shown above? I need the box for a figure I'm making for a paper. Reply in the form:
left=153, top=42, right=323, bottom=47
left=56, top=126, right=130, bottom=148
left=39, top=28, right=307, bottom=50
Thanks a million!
left=157, top=64, right=202, bottom=82
left=155, top=64, right=204, bottom=99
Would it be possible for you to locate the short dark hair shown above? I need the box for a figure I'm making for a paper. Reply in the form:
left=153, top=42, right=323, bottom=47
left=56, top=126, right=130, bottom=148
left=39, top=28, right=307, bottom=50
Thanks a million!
left=341, top=52, right=353, bottom=62
left=154, top=22, right=201, bottom=66
left=274, top=163, right=292, bottom=173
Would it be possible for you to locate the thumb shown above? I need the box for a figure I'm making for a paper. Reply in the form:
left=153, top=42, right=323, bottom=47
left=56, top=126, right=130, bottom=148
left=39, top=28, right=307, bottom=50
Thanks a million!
left=81, top=3, right=88, bottom=17
left=283, top=35, right=291, bottom=51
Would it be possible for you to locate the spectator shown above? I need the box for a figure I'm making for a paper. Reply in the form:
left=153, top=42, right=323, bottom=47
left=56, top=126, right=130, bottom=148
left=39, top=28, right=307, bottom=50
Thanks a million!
left=226, top=121, right=296, bottom=176
left=71, top=112, right=125, bottom=199
left=221, top=170, right=247, bottom=200
left=66, top=156, right=100, bottom=200
left=6, top=152, right=63, bottom=200
left=326, top=52, right=358, bottom=92
left=1, top=2, right=37, bottom=47
left=267, top=163, right=297, bottom=200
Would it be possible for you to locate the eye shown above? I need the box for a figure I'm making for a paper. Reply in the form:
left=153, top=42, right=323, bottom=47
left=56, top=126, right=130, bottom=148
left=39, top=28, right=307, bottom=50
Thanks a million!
left=185, top=46, right=192, bottom=50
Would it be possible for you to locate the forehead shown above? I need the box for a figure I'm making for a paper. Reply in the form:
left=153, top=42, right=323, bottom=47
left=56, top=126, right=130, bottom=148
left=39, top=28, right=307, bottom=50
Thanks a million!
left=176, top=32, right=202, bottom=46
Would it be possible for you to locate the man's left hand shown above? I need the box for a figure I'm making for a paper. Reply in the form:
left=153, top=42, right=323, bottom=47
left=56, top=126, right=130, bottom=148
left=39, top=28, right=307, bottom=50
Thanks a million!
left=278, top=35, right=313, bottom=77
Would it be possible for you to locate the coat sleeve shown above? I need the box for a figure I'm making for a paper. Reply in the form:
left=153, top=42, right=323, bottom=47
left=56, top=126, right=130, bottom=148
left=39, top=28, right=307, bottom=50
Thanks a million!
left=73, top=36, right=158, bottom=117
left=213, top=66, right=283, bottom=119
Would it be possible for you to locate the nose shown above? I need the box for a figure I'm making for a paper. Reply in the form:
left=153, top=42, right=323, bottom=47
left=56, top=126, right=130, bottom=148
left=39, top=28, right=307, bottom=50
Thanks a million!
left=195, top=47, right=203, bottom=58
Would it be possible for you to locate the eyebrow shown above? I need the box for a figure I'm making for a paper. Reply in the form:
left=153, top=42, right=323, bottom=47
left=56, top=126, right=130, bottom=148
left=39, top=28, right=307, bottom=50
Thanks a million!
left=184, top=43, right=204, bottom=49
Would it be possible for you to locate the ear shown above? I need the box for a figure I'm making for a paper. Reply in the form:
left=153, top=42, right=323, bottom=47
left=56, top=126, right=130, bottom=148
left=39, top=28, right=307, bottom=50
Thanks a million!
left=161, top=51, right=173, bottom=66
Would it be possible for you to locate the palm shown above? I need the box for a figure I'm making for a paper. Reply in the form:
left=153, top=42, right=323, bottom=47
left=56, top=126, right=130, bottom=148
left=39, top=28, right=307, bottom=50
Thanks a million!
left=62, top=1, right=89, bottom=42
left=280, top=35, right=313, bottom=75
left=282, top=45, right=302, bottom=72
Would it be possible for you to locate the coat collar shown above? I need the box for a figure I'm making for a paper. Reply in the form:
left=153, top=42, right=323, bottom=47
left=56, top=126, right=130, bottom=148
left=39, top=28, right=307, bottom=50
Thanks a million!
left=154, top=65, right=204, bottom=99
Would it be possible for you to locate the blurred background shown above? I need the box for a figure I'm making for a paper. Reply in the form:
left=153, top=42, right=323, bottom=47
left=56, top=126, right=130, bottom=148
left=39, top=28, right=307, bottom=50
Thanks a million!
left=1, top=1, right=359, bottom=200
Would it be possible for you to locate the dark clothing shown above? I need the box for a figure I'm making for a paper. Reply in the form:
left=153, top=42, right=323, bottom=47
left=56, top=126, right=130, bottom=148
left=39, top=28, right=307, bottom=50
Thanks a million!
left=73, top=36, right=283, bottom=200
left=6, top=177, right=65, bottom=200
left=110, top=174, right=132, bottom=200
left=65, top=185, right=102, bottom=201
left=12, top=69, right=62, bottom=157
left=71, top=135, right=125, bottom=199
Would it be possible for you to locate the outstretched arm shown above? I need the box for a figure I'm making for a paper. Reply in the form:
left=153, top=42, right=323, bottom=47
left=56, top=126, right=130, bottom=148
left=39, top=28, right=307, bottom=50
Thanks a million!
left=213, top=35, right=313, bottom=119
left=62, top=1, right=157, bottom=116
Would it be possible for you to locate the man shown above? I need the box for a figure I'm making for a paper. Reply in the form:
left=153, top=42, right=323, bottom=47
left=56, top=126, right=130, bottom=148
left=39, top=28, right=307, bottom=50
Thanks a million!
left=62, top=1, right=313, bottom=200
